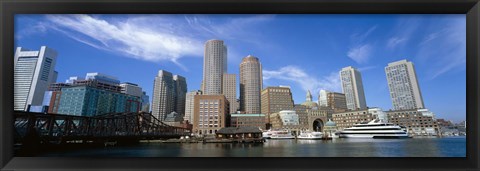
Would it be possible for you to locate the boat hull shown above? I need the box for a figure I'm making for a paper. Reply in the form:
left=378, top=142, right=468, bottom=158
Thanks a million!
left=339, top=134, right=409, bottom=139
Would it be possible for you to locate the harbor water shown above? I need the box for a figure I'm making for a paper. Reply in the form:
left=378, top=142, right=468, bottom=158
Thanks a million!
left=39, top=137, right=466, bottom=157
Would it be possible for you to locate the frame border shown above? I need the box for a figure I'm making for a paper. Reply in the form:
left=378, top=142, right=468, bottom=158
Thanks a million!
left=1, top=0, right=479, bottom=170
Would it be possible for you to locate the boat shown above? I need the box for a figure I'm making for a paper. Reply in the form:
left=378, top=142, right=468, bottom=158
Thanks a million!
left=297, top=131, right=324, bottom=140
left=262, top=130, right=273, bottom=139
left=338, top=119, right=410, bottom=139
left=268, top=130, right=295, bottom=139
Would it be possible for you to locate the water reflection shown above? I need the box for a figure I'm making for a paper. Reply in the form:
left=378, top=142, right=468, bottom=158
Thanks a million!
left=40, top=137, right=465, bottom=157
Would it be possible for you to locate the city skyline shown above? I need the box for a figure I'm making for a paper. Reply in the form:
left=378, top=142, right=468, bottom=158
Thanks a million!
left=14, top=14, right=466, bottom=122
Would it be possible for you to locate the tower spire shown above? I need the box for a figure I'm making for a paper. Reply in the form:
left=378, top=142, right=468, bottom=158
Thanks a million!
left=306, top=90, right=312, bottom=102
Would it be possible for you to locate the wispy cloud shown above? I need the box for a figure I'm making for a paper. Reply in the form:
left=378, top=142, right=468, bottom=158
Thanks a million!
left=263, top=66, right=342, bottom=95
left=386, top=17, right=421, bottom=49
left=46, top=15, right=203, bottom=67
left=387, top=37, right=407, bottom=49
left=347, top=44, right=372, bottom=64
left=17, top=14, right=275, bottom=70
left=347, top=25, right=377, bottom=64
left=15, top=22, right=48, bottom=39
left=416, top=18, right=466, bottom=79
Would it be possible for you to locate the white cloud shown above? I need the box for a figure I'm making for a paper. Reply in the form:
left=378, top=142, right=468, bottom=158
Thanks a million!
left=387, top=37, right=407, bottom=49
left=347, top=44, right=372, bottom=64
left=45, top=15, right=203, bottom=67
left=347, top=26, right=377, bottom=64
left=263, top=66, right=341, bottom=95
left=33, top=14, right=274, bottom=70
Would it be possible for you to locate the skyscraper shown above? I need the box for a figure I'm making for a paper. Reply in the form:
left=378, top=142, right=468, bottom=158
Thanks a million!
left=240, top=55, right=263, bottom=114
left=173, top=75, right=187, bottom=116
left=184, top=90, right=202, bottom=122
left=152, top=70, right=175, bottom=121
left=203, top=39, right=227, bottom=95
left=385, top=59, right=425, bottom=110
left=14, top=46, right=58, bottom=111
left=340, top=66, right=367, bottom=110
left=223, top=73, right=238, bottom=113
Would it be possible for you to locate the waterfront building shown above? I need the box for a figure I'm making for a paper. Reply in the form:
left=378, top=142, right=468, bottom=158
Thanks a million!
left=56, top=85, right=140, bottom=116
left=332, top=109, right=375, bottom=130
left=270, top=110, right=304, bottom=135
left=193, top=95, right=229, bottom=135
left=173, top=75, right=187, bottom=116
left=216, top=126, right=263, bottom=142
left=385, top=59, right=424, bottom=110
left=230, top=114, right=266, bottom=130
left=14, top=46, right=58, bottom=111
left=261, top=86, right=295, bottom=126
left=323, top=119, right=338, bottom=138
left=294, top=104, right=309, bottom=130
left=240, top=55, right=263, bottom=114
left=152, top=70, right=175, bottom=121
left=223, top=73, right=238, bottom=113
left=184, top=90, right=202, bottom=122
left=340, top=66, right=367, bottom=110
left=307, top=108, right=331, bottom=132
left=386, top=109, right=439, bottom=136
left=47, top=83, right=71, bottom=114
left=203, top=39, right=227, bottom=95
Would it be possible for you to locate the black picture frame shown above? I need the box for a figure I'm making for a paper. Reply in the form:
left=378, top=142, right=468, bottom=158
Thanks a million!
left=1, top=0, right=479, bottom=170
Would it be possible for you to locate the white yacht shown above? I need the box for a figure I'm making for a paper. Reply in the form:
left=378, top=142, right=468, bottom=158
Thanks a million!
left=267, top=130, right=295, bottom=139
left=338, top=119, right=410, bottom=139
left=297, top=131, right=324, bottom=140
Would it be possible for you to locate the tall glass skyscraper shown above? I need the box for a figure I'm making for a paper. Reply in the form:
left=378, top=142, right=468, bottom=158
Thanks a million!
left=173, top=75, right=187, bottom=117
left=385, top=59, right=424, bottom=110
left=340, top=66, right=367, bottom=110
left=14, top=46, right=58, bottom=111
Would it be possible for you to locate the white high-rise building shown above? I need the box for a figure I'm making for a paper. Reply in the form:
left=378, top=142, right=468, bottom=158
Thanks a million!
left=318, top=90, right=329, bottom=107
left=240, top=55, right=263, bottom=114
left=385, top=59, right=424, bottom=110
left=152, top=70, right=175, bottom=121
left=223, top=73, right=238, bottom=113
left=340, top=66, right=367, bottom=110
left=14, top=46, right=58, bottom=111
left=203, top=39, right=227, bottom=95
left=120, top=82, right=143, bottom=97
left=184, top=90, right=202, bottom=122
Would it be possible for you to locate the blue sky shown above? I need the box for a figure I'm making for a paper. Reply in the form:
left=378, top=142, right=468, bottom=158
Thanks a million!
left=14, top=14, right=466, bottom=123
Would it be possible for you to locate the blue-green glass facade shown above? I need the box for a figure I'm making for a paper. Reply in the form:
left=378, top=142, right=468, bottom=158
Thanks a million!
left=57, top=85, right=140, bottom=116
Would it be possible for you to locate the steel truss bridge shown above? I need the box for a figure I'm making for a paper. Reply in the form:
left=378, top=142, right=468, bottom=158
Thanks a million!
left=14, top=111, right=191, bottom=145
